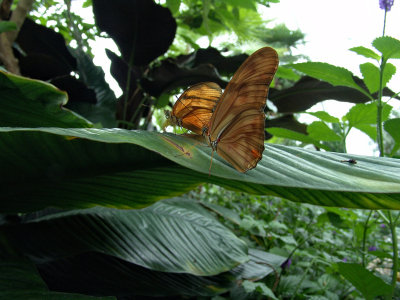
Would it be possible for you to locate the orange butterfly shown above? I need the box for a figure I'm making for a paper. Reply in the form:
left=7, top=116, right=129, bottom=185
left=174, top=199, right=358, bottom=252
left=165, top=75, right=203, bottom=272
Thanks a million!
left=164, top=82, right=222, bottom=135
left=204, top=47, right=279, bottom=172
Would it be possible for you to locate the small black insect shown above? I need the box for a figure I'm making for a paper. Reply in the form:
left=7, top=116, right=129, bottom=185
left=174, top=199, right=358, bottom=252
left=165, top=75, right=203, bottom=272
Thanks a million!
left=340, top=159, right=357, bottom=164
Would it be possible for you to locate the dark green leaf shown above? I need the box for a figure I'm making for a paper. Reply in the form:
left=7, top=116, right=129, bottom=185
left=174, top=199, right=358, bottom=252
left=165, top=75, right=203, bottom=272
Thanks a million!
left=242, top=281, right=278, bottom=299
left=0, top=259, right=113, bottom=299
left=349, top=46, right=380, bottom=61
left=37, top=251, right=234, bottom=297
left=2, top=128, right=400, bottom=212
left=232, top=249, right=286, bottom=281
left=93, top=0, right=176, bottom=66
left=373, top=36, right=400, bottom=59
left=0, top=71, right=92, bottom=128
left=200, top=201, right=241, bottom=225
left=307, top=121, right=341, bottom=141
left=69, top=49, right=117, bottom=127
left=337, top=263, right=392, bottom=300
left=2, top=198, right=247, bottom=276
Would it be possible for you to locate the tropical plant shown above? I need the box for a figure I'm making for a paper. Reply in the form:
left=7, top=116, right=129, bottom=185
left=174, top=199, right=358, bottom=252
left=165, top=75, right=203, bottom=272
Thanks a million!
left=0, top=0, right=399, bottom=299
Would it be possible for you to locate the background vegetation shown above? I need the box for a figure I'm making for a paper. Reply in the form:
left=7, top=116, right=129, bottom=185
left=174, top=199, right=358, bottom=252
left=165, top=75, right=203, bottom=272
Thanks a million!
left=0, top=0, right=400, bottom=299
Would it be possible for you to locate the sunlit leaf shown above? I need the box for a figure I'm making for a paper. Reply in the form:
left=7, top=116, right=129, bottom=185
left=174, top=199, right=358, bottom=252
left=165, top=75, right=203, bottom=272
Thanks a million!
left=349, top=46, right=380, bottom=61
left=166, top=0, right=181, bottom=14
left=306, top=111, right=340, bottom=123
left=275, top=66, right=301, bottom=81
left=360, top=62, right=380, bottom=94
left=307, top=121, right=341, bottom=142
left=383, top=62, right=396, bottom=87
left=353, top=123, right=377, bottom=141
left=290, top=62, right=369, bottom=97
left=266, top=127, right=329, bottom=150
left=343, top=102, right=392, bottom=127
left=373, top=36, right=400, bottom=59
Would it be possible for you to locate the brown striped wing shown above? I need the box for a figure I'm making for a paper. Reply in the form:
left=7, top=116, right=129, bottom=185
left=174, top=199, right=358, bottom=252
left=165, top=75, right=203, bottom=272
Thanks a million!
left=206, top=47, right=279, bottom=172
left=165, top=82, right=222, bottom=135
left=215, top=109, right=266, bottom=172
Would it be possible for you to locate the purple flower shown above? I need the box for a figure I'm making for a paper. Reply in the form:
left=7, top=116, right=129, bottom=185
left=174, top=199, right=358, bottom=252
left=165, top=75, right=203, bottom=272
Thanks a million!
left=379, top=0, right=394, bottom=11
left=380, top=223, right=386, bottom=228
left=281, top=258, right=292, bottom=269
left=342, top=258, right=347, bottom=262
left=368, top=246, right=378, bottom=251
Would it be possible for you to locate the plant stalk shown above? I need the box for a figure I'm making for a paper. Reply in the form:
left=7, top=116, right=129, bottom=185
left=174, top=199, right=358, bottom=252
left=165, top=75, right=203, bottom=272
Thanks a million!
left=376, top=58, right=386, bottom=157
left=362, top=211, right=373, bottom=267
left=388, top=211, right=398, bottom=294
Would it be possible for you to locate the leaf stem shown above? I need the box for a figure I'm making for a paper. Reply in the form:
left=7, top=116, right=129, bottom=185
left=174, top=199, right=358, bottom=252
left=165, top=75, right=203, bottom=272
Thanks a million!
left=376, top=58, right=386, bottom=157
left=361, top=211, right=373, bottom=267
left=388, top=211, right=398, bottom=294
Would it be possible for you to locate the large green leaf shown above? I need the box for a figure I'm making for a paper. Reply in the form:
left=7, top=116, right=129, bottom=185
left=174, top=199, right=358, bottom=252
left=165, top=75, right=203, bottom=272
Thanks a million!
left=337, top=263, right=392, bottom=299
left=2, top=198, right=248, bottom=276
left=36, top=251, right=234, bottom=297
left=1, top=128, right=400, bottom=211
left=34, top=247, right=283, bottom=297
left=0, top=70, right=92, bottom=128
left=1, top=203, right=283, bottom=297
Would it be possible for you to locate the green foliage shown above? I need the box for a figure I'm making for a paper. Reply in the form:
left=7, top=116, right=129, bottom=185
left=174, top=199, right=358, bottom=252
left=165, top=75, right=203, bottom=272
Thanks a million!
left=0, top=21, right=17, bottom=33
left=349, top=46, right=380, bottom=61
left=0, top=71, right=92, bottom=128
left=193, top=186, right=400, bottom=299
left=373, top=36, right=400, bottom=59
left=337, top=262, right=392, bottom=299
left=307, top=121, right=341, bottom=142
left=290, top=62, right=370, bottom=98
left=1, top=0, right=400, bottom=299
left=384, top=118, right=400, bottom=155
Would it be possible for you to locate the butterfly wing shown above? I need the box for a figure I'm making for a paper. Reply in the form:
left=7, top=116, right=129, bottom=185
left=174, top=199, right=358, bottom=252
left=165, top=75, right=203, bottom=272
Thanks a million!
left=166, top=82, right=222, bottom=135
left=215, top=109, right=265, bottom=172
left=207, top=47, right=279, bottom=172
left=208, top=47, right=279, bottom=140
